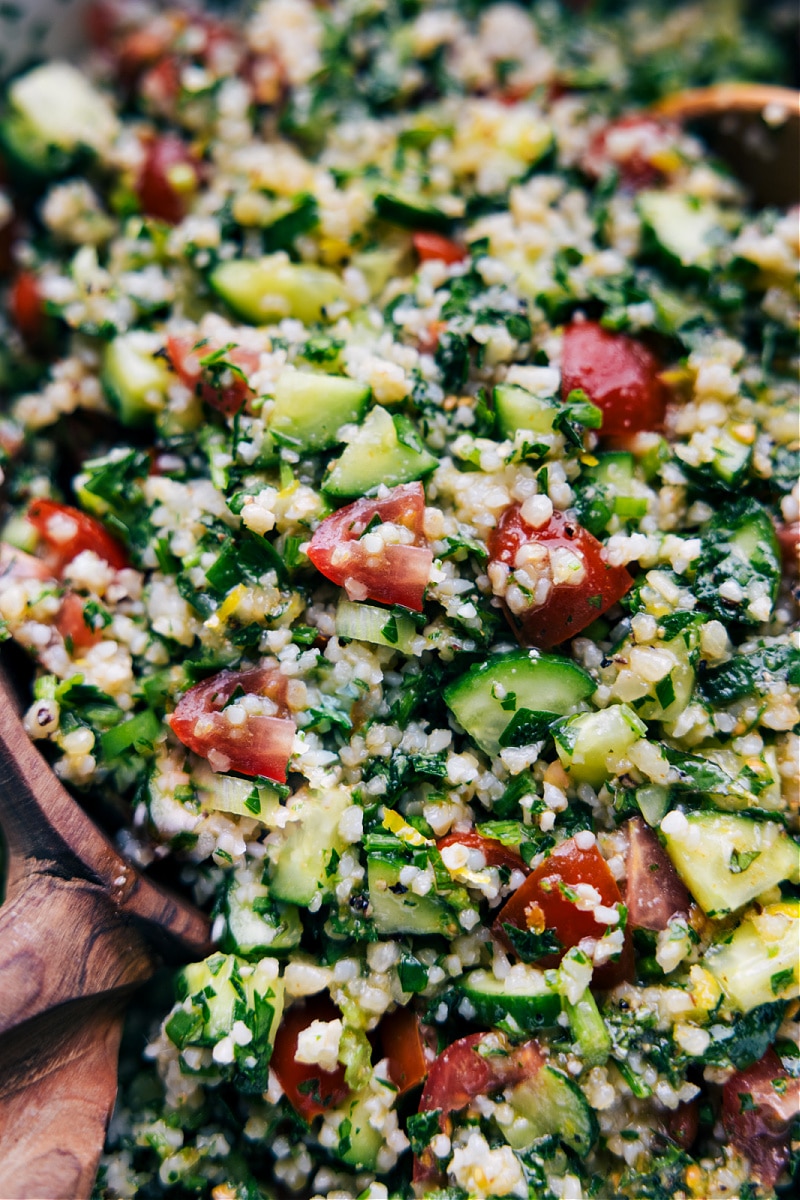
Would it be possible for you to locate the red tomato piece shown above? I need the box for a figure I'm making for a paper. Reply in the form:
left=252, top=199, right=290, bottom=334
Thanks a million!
left=776, top=521, right=799, bottom=577
left=664, top=1099, right=699, bottom=1151
left=412, top=232, right=467, bottom=265
left=27, top=500, right=129, bottom=574
left=271, top=997, right=350, bottom=1123
left=141, top=55, right=182, bottom=112
left=9, top=272, right=47, bottom=346
left=722, top=1048, right=800, bottom=1189
left=493, top=835, right=633, bottom=989
left=583, top=115, right=677, bottom=191
left=379, top=1008, right=428, bottom=1095
left=166, top=334, right=258, bottom=416
left=56, top=591, right=104, bottom=653
left=562, top=320, right=669, bottom=437
left=625, top=816, right=691, bottom=932
left=437, top=830, right=529, bottom=876
left=137, top=135, right=200, bottom=225
left=414, top=1033, right=544, bottom=1188
left=307, top=482, right=432, bottom=613
left=169, top=666, right=295, bottom=783
left=488, top=505, right=632, bottom=648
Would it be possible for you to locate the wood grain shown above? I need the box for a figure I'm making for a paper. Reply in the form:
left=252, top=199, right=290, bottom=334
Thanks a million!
left=0, top=663, right=213, bottom=1196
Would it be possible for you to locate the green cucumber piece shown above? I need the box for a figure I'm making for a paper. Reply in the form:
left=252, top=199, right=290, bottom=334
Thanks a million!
left=335, top=600, right=418, bottom=653
left=638, top=190, right=724, bottom=275
left=337, top=1090, right=385, bottom=1170
left=268, top=368, right=370, bottom=453
left=193, top=761, right=282, bottom=822
left=704, top=902, right=800, bottom=1013
left=458, top=966, right=561, bottom=1033
left=374, top=192, right=453, bottom=233
left=493, top=383, right=558, bottom=438
left=101, top=334, right=174, bottom=428
left=323, top=406, right=437, bottom=497
left=367, top=857, right=458, bottom=937
left=210, top=256, right=345, bottom=324
left=270, top=787, right=352, bottom=905
left=564, top=989, right=611, bottom=1067
left=679, top=423, right=753, bottom=492
left=497, top=1064, right=598, bottom=1156
left=0, top=62, right=119, bottom=180
left=444, top=651, right=595, bottom=756
left=222, top=867, right=302, bottom=958
left=661, top=812, right=800, bottom=917
left=554, top=704, right=646, bottom=789
left=174, top=952, right=284, bottom=1051
left=609, top=624, right=699, bottom=724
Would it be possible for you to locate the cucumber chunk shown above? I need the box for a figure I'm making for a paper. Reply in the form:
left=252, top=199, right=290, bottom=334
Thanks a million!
left=323, top=406, right=437, bottom=497
left=222, top=865, right=302, bottom=958
left=638, top=190, right=724, bottom=275
left=193, top=761, right=282, bottom=822
left=367, top=857, right=458, bottom=936
left=564, top=989, right=612, bottom=1068
left=607, top=622, right=699, bottom=724
left=704, top=901, right=800, bottom=1012
left=444, top=650, right=595, bottom=756
left=335, top=600, right=419, bottom=653
left=497, top=1064, right=598, bottom=1156
left=678, top=422, right=753, bottom=492
left=336, top=1089, right=385, bottom=1170
left=374, top=191, right=453, bottom=233
left=270, top=787, right=353, bottom=905
left=101, top=334, right=174, bottom=428
left=210, top=256, right=345, bottom=324
left=268, top=368, right=369, bottom=453
left=661, top=811, right=800, bottom=917
left=0, top=62, right=119, bottom=179
left=458, top=966, right=561, bottom=1033
left=554, top=704, right=646, bottom=788
left=493, top=383, right=558, bottom=438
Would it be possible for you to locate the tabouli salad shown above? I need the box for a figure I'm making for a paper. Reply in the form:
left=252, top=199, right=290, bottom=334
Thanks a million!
left=0, top=1, right=798, bottom=1198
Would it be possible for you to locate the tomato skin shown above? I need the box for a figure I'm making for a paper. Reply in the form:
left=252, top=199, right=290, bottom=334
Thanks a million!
left=412, top=232, right=466, bottom=265
left=169, top=667, right=295, bottom=783
left=166, top=335, right=258, bottom=416
left=437, top=830, right=529, bottom=875
left=270, top=997, right=350, bottom=1122
left=379, top=1008, right=427, bottom=1095
left=625, top=817, right=690, bottom=932
left=56, top=591, right=104, bottom=653
left=493, top=835, right=633, bottom=989
left=488, top=505, right=632, bottom=648
left=27, top=500, right=129, bottom=574
left=137, top=135, right=200, bottom=225
left=583, top=115, right=675, bottom=191
left=414, top=1033, right=544, bottom=1188
left=562, top=321, right=669, bottom=437
left=664, top=1100, right=699, bottom=1151
left=307, top=482, right=432, bottom=612
left=722, top=1049, right=800, bottom=1189
left=776, top=521, right=799, bottom=576
left=10, top=272, right=48, bottom=346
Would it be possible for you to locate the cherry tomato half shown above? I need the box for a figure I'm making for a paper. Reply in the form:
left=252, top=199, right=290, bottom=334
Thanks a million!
left=137, top=135, right=200, bottom=225
left=307, top=482, right=432, bottom=612
left=271, top=997, right=350, bottom=1123
left=562, top=320, right=669, bottom=437
left=488, top=505, right=633, bottom=648
left=56, top=591, right=104, bottom=653
left=27, top=500, right=129, bottom=574
left=167, top=335, right=258, bottom=416
left=493, top=835, right=633, bottom=989
left=168, top=666, right=295, bottom=783
left=412, top=232, right=467, bottom=265
left=625, top=816, right=690, bottom=932
left=379, top=1008, right=428, bottom=1095
left=437, top=830, right=529, bottom=875
left=722, top=1049, right=800, bottom=1189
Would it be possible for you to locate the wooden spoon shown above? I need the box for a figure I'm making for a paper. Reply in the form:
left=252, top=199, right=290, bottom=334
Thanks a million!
left=0, top=665, right=212, bottom=1199
left=655, top=83, right=800, bottom=206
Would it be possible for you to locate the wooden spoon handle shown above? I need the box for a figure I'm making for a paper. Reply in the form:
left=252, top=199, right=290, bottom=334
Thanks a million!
left=0, top=996, right=127, bottom=1200
left=0, top=666, right=211, bottom=961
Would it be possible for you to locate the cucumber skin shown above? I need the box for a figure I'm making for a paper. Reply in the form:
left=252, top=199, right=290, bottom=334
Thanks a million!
left=367, top=857, right=458, bottom=936
left=459, top=969, right=561, bottom=1032
left=444, top=651, right=595, bottom=756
